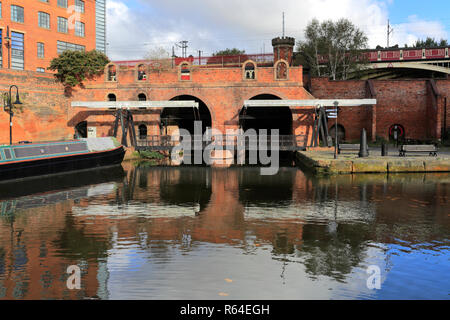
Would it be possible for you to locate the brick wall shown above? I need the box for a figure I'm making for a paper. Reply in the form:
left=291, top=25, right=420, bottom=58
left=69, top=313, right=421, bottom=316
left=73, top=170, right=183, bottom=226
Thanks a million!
left=311, top=77, right=448, bottom=141
left=0, top=68, right=72, bottom=144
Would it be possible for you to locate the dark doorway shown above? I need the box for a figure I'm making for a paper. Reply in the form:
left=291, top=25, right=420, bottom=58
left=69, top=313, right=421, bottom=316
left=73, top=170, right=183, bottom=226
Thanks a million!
left=239, top=94, right=293, bottom=135
left=75, top=121, right=87, bottom=138
left=329, top=124, right=346, bottom=144
left=389, top=124, right=405, bottom=143
left=161, top=95, right=212, bottom=135
left=138, top=124, right=147, bottom=140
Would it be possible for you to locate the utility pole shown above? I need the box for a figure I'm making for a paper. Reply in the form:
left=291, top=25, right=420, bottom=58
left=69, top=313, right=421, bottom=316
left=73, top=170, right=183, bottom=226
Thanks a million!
left=387, top=19, right=394, bottom=48
left=198, top=50, right=202, bottom=65
left=176, top=41, right=189, bottom=58
left=282, top=12, right=285, bottom=37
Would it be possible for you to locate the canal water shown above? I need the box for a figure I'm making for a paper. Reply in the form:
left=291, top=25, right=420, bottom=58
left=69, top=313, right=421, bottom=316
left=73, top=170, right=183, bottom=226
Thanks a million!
left=0, top=163, right=448, bottom=300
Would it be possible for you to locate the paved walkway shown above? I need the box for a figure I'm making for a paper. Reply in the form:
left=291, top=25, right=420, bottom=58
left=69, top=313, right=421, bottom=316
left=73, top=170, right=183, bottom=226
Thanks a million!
left=296, top=146, right=450, bottom=174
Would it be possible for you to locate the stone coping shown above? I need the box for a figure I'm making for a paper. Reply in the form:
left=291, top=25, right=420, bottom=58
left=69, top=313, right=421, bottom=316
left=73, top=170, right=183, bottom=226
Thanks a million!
left=296, top=150, right=450, bottom=174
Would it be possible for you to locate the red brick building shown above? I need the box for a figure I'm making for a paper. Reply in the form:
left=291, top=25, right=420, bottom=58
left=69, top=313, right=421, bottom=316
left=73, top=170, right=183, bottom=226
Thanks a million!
left=0, top=35, right=448, bottom=146
left=0, top=0, right=105, bottom=72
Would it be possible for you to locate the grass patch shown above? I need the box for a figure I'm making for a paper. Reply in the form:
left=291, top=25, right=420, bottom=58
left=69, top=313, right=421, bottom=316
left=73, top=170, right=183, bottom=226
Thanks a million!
left=138, top=150, right=166, bottom=160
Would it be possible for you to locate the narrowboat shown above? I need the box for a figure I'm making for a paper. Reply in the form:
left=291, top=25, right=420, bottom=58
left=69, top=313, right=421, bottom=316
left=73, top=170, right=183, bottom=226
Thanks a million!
left=0, top=137, right=125, bottom=181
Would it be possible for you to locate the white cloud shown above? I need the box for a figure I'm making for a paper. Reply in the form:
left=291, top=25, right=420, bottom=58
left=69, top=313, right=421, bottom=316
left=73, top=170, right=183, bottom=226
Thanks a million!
left=106, top=0, right=448, bottom=60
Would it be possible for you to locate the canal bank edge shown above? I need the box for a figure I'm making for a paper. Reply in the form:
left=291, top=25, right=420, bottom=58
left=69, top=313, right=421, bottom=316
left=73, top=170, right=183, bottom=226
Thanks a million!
left=296, top=151, right=450, bottom=174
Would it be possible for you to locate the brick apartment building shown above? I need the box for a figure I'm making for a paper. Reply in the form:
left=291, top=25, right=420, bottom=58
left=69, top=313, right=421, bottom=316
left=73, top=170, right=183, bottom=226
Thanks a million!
left=0, top=0, right=106, bottom=72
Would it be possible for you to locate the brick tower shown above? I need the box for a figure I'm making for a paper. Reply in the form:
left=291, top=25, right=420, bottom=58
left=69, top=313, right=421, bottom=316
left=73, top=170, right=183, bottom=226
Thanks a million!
left=272, top=37, right=295, bottom=65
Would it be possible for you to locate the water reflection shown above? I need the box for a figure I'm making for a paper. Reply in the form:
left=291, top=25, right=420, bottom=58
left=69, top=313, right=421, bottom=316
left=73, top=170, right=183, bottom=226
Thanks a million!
left=0, top=163, right=448, bottom=299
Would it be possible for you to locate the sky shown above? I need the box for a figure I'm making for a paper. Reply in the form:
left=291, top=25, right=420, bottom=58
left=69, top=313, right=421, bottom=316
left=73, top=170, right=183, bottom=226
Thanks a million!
left=105, top=0, right=450, bottom=60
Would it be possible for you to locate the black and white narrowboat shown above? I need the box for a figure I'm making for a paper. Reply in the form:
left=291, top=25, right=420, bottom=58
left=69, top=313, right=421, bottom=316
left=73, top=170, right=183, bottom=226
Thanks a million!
left=0, top=137, right=125, bottom=181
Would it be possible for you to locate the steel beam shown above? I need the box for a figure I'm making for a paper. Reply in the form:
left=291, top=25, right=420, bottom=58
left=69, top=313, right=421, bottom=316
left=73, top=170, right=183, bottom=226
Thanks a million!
left=244, top=99, right=376, bottom=107
left=71, top=101, right=199, bottom=109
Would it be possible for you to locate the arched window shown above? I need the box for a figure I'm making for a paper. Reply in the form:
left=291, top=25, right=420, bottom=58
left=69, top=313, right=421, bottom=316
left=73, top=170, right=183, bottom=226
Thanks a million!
left=275, top=60, right=288, bottom=80
left=329, top=124, right=346, bottom=144
left=138, top=93, right=146, bottom=101
left=107, top=65, right=117, bottom=81
left=138, top=124, right=148, bottom=140
left=389, top=124, right=405, bottom=142
left=180, top=62, right=191, bottom=81
left=107, top=93, right=116, bottom=101
left=243, top=61, right=256, bottom=80
left=75, top=121, right=87, bottom=138
left=137, top=64, right=147, bottom=81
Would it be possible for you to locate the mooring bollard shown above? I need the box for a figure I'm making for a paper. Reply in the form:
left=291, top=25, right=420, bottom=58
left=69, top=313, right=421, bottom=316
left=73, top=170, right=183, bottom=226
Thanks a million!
left=359, top=128, right=369, bottom=158
left=381, top=143, right=388, bottom=156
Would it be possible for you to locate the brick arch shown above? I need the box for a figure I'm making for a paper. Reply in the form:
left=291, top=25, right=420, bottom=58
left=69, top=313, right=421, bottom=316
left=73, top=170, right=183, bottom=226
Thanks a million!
left=105, top=63, right=118, bottom=82
left=135, top=63, right=148, bottom=81
left=240, top=90, right=287, bottom=107
left=164, top=92, right=217, bottom=126
left=242, top=60, right=257, bottom=80
left=274, top=59, right=289, bottom=80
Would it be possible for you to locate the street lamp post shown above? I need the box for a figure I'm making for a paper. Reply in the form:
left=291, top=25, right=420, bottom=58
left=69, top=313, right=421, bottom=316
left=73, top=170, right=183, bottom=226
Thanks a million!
left=3, top=85, right=22, bottom=145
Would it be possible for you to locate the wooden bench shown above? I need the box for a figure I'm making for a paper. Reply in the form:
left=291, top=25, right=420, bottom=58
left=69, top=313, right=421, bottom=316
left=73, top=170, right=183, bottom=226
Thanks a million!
left=399, top=145, right=438, bottom=157
left=338, top=144, right=363, bottom=154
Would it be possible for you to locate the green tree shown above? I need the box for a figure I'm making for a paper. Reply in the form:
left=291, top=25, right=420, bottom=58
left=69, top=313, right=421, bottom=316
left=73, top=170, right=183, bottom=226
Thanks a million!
left=48, top=50, right=109, bottom=94
left=296, top=18, right=368, bottom=80
left=213, top=48, right=245, bottom=56
left=413, top=37, right=448, bottom=48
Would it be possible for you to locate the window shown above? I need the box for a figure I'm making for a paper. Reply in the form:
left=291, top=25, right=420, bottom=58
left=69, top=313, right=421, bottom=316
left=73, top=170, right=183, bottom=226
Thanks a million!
left=244, top=62, right=256, bottom=80
left=11, top=32, right=24, bottom=70
left=57, top=41, right=85, bottom=54
left=180, top=63, right=190, bottom=81
left=138, top=93, right=147, bottom=101
left=11, top=5, right=24, bottom=23
left=107, top=94, right=116, bottom=101
left=58, top=17, right=68, bottom=33
left=138, top=125, right=148, bottom=140
left=275, top=61, right=288, bottom=80
left=75, top=21, right=85, bottom=37
left=57, top=0, right=68, bottom=8
left=38, top=12, right=50, bottom=29
left=37, top=42, right=45, bottom=58
left=107, top=65, right=117, bottom=81
left=137, top=64, right=147, bottom=81
left=0, top=2, right=2, bottom=19
left=36, top=67, right=45, bottom=73
left=75, top=0, right=85, bottom=13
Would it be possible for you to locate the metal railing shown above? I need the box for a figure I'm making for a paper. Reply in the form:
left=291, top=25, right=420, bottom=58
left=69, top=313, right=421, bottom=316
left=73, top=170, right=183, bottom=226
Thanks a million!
left=136, top=134, right=307, bottom=151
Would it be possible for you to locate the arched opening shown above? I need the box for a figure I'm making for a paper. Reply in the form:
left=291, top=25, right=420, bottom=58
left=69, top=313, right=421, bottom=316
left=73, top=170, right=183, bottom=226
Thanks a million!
left=75, top=121, right=87, bottom=138
left=107, top=65, right=117, bottom=81
left=160, top=95, right=212, bottom=135
left=180, top=63, right=191, bottom=81
left=275, top=61, right=288, bottom=80
left=329, top=124, right=346, bottom=144
left=137, top=64, right=147, bottom=81
left=138, top=124, right=147, bottom=140
left=244, top=61, right=256, bottom=80
left=239, top=94, right=292, bottom=135
left=389, top=124, right=405, bottom=142
left=107, top=93, right=116, bottom=101
left=138, top=93, right=147, bottom=101
left=239, top=94, right=294, bottom=165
